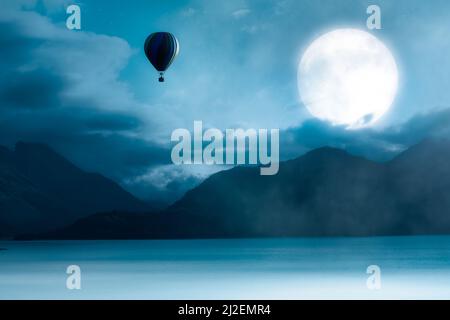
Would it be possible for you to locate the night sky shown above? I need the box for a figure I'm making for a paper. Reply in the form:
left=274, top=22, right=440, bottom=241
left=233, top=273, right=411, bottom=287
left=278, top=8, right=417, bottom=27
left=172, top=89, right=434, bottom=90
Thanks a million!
left=1, top=0, right=450, bottom=202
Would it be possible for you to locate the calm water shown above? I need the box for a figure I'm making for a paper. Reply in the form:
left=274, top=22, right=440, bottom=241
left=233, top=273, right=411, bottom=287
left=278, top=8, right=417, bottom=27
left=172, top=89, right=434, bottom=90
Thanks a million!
left=1, top=236, right=450, bottom=299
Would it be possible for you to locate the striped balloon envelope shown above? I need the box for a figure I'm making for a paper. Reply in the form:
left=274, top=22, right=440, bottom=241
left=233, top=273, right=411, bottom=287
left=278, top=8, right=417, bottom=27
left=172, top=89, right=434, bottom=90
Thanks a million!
left=144, top=32, right=179, bottom=82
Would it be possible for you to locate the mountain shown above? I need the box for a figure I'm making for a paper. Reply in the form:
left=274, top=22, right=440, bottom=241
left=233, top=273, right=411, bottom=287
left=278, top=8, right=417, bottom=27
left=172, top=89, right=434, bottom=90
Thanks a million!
left=23, top=138, right=450, bottom=240
left=386, top=139, right=450, bottom=234
left=0, top=142, right=148, bottom=237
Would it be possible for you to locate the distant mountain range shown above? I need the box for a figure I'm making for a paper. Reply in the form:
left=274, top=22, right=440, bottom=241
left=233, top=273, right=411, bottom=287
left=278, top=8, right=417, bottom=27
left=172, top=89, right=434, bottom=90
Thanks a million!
left=13, top=138, right=450, bottom=240
left=0, top=142, right=149, bottom=237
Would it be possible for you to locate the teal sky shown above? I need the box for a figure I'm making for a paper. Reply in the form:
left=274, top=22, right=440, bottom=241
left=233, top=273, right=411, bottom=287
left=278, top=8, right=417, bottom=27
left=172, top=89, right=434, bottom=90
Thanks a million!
left=25, top=0, right=450, bottom=129
left=41, top=0, right=450, bottom=129
left=2, top=0, right=450, bottom=202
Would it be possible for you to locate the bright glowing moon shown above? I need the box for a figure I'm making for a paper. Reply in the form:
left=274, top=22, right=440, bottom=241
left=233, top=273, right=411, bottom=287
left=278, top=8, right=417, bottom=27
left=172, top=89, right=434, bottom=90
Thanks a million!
left=298, top=29, right=399, bottom=128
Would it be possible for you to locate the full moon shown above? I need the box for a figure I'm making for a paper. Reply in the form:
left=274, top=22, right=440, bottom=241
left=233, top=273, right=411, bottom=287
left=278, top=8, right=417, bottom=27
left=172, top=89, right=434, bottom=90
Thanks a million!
left=298, top=29, right=399, bottom=128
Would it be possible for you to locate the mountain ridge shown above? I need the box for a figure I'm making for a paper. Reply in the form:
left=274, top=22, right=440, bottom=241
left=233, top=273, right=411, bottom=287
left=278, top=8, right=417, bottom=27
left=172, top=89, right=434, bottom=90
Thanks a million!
left=18, top=138, right=450, bottom=240
left=0, top=141, right=150, bottom=237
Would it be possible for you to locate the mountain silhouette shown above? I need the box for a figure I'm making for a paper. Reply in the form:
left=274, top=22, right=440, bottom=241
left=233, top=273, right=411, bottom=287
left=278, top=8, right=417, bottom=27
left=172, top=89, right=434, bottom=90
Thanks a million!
left=20, top=138, right=450, bottom=240
left=0, top=142, right=149, bottom=237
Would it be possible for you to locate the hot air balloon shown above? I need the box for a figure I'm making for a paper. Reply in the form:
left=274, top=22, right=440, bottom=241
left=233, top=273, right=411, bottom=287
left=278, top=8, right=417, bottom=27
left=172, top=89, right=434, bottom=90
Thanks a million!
left=144, top=32, right=179, bottom=82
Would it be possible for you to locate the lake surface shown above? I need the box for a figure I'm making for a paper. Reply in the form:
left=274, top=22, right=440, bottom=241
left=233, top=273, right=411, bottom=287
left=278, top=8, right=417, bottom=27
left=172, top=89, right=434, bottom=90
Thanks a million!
left=1, top=236, right=450, bottom=299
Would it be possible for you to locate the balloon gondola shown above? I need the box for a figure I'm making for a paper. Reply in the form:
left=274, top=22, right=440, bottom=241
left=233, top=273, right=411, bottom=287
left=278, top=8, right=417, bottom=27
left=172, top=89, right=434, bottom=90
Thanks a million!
left=144, top=32, right=179, bottom=82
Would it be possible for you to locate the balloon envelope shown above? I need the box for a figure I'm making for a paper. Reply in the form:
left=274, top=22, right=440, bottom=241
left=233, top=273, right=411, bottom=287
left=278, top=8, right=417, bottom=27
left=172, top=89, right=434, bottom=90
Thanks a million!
left=144, top=32, right=179, bottom=73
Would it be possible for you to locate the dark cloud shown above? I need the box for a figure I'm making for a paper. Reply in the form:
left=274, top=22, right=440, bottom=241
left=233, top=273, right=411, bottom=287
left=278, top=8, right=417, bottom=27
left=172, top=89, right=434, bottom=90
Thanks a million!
left=282, top=108, right=450, bottom=162
left=0, top=20, right=66, bottom=110
left=0, top=7, right=171, bottom=202
left=1, top=70, right=65, bottom=109
left=2, top=2, right=450, bottom=205
left=0, top=22, right=36, bottom=66
left=0, top=108, right=170, bottom=180
left=52, top=134, right=171, bottom=180
left=83, top=113, right=142, bottom=131
left=378, top=108, right=450, bottom=144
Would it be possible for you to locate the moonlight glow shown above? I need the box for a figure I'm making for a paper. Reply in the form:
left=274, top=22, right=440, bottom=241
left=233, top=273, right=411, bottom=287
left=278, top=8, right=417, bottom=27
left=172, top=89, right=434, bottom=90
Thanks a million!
left=298, top=29, right=399, bottom=128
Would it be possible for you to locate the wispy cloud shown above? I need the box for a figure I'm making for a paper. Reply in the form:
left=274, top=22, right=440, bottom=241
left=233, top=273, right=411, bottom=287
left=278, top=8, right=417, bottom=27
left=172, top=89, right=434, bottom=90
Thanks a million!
left=3, top=0, right=450, bottom=203
left=0, top=4, right=170, bottom=200
left=232, top=8, right=251, bottom=19
left=180, top=7, right=197, bottom=17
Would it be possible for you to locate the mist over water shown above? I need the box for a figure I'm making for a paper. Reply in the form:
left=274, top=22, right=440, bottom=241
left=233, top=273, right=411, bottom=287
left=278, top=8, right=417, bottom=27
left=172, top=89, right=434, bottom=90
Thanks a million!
left=1, top=236, right=450, bottom=299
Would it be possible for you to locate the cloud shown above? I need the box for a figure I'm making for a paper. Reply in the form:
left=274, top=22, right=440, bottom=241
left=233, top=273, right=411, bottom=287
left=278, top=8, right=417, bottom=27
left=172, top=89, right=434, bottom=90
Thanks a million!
left=1, top=69, right=65, bottom=109
left=232, top=8, right=251, bottom=19
left=2, top=0, right=450, bottom=204
left=0, top=6, right=138, bottom=113
left=83, top=112, right=142, bottom=132
left=0, top=4, right=171, bottom=202
left=180, top=7, right=197, bottom=17
left=124, top=164, right=225, bottom=203
left=282, top=107, right=450, bottom=162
